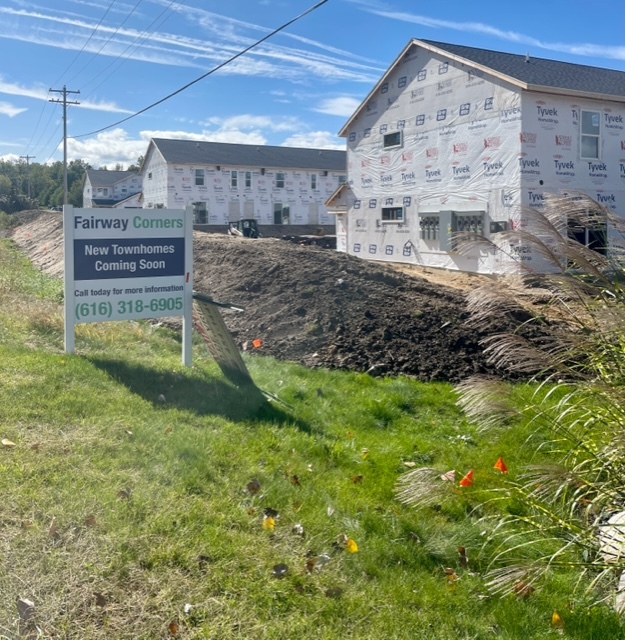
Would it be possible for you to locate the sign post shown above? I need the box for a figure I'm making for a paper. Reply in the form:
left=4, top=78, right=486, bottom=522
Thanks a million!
left=63, top=206, right=194, bottom=365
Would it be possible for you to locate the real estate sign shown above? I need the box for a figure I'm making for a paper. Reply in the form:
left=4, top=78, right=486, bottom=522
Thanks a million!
left=63, top=206, right=194, bottom=364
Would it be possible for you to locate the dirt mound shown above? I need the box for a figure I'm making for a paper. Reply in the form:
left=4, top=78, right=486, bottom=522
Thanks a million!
left=11, top=211, right=525, bottom=382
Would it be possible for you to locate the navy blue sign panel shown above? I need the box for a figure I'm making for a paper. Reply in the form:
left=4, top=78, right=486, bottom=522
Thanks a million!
left=74, top=237, right=185, bottom=280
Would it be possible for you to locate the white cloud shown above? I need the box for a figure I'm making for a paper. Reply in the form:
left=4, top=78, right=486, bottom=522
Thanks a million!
left=0, top=78, right=49, bottom=101
left=0, top=153, right=20, bottom=162
left=0, top=77, right=132, bottom=113
left=0, top=102, right=27, bottom=117
left=348, top=1, right=625, bottom=61
left=64, top=118, right=345, bottom=168
left=67, top=128, right=147, bottom=167
left=313, top=97, right=361, bottom=117
left=281, top=131, right=344, bottom=150
left=0, top=5, right=384, bottom=84
left=202, top=114, right=301, bottom=133
left=141, top=128, right=268, bottom=145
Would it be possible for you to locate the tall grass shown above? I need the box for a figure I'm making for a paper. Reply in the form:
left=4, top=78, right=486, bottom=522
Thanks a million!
left=397, top=193, right=625, bottom=613
left=0, top=235, right=622, bottom=638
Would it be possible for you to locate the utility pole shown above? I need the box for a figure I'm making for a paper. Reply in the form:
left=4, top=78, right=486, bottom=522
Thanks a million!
left=49, top=85, right=80, bottom=205
left=19, top=154, right=35, bottom=199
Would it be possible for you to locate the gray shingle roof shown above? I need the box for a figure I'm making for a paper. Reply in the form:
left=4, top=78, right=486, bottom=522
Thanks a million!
left=151, top=139, right=346, bottom=171
left=86, top=170, right=139, bottom=187
left=420, top=39, right=625, bottom=98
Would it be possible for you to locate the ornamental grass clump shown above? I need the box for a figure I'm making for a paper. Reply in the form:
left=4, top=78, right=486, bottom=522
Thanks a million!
left=397, top=193, right=625, bottom=609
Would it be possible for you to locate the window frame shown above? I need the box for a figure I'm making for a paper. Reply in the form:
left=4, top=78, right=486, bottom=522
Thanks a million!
left=580, top=109, right=601, bottom=160
left=311, top=173, right=317, bottom=190
left=383, top=131, right=402, bottom=149
left=195, top=168, right=205, bottom=186
left=275, top=172, right=285, bottom=188
left=381, top=206, right=404, bottom=222
left=245, top=171, right=252, bottom=188
left=230, top=170, right=238, bottom=188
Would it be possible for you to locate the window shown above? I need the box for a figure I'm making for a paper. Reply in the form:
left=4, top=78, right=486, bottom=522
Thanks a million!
left=245, top=171, right=252, bottom=188
left=490, top=221, right=509, bottom=233
left=338, top=175, right=346, bottom=185
left=311, top=173, right=317, bottom=190
left=383, top=131, right=402, bottom=148
left=276, top=172, right=285, bottom=188
left=195, top=169, right=204, bottom=186
left=581, top=110, right=600, bottom=159
left=420, top=215, right=440, bottom=240
left=193, top=202, right=207, bottom=223
left=364, top=127, right=371, bottom=138
left=231, top=171, right=238, bottom=188
left=148, top=172, right=152, bottom=180
left=273, top=203, right=290, bottom=224
left=382, top=207, right=403, bottom=222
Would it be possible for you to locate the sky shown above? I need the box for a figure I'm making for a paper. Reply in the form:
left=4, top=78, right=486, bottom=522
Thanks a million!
left=0, top=0, right=623, bottom=169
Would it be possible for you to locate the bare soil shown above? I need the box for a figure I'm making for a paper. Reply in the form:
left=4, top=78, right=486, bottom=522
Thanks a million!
left=11, top=211, right=527, bottom=382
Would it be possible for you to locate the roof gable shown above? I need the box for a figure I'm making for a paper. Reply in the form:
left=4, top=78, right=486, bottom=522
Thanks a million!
left=150, top=138, right=346, bottom=172
left=86, top=169, right=139, bottom=188
left=340, top=39, right=625, bottom=136
left=420, top=39, right=625, bottom=99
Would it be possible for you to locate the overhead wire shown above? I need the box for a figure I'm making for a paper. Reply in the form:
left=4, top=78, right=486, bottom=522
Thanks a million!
left=65, top=0, right=146, bottom=87
left=73, top=0, right=330, bottom=139
left=51, top=0, right=119, bottom=87
left=29, top=102, right=61, bottom=159
left=80, top=0, right=182, bottom=99
left=26, top=0, right=119, bottom=159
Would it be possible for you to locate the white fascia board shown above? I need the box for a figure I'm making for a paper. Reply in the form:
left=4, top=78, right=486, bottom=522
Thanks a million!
left=524, top=84, right=625, bottom=104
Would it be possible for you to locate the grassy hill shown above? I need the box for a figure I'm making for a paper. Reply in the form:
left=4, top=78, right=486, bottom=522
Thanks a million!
left=0, top=237, right=621, bottom=639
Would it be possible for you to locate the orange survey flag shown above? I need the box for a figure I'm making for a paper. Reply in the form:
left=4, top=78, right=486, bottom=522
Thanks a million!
left=493, top=457, right=508, bottom=473
left=252, top=339, right=262, bottom=349
left=459, top=469, right=474, bottom=487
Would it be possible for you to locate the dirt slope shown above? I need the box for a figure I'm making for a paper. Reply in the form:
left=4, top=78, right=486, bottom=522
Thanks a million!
left=11, top=211, right=521, bottom=382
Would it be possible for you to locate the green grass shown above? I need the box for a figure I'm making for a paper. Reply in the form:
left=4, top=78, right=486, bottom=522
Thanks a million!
left=0, top=238, right=621, bottom=639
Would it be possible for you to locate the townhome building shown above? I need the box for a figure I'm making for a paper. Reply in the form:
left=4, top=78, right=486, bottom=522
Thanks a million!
left=329, top=39, right=625, bottom=274
left=83, top=169, right=142, bottom=208
left=140, top=138, right=346, bottom=228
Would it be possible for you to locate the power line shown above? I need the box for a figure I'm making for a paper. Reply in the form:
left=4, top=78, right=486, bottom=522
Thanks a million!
left=51, top=0, right=119, bottom=87
left=66, top=0, right=146, bottom=87
left=80, top=0, right=182, bottom=98
left=73, top=0, right=329, bottom=139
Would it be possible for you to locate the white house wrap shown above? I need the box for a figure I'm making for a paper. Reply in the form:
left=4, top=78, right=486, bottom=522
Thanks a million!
left=331, top=39, right=625, bottom=275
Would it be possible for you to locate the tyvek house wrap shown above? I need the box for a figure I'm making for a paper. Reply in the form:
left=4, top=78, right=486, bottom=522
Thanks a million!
left=343, top=45, right=625, bottom=275
left=165, top=166, right=341, bottom=226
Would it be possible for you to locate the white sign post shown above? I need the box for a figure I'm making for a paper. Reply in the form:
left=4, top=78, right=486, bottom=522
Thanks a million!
left=63, top=206, right=194, bottom=365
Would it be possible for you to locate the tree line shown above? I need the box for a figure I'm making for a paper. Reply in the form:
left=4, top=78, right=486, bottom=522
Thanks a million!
left=0, top=159, right=141, bottom=215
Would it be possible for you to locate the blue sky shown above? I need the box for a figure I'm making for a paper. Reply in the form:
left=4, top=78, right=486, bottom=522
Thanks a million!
left=0, top=0, right=623, bottom=168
